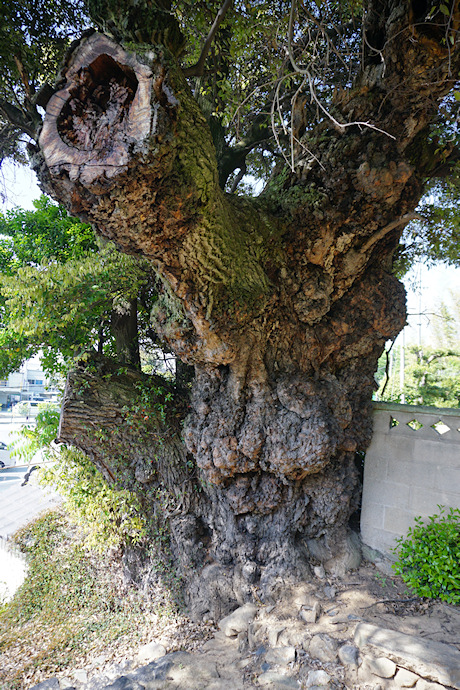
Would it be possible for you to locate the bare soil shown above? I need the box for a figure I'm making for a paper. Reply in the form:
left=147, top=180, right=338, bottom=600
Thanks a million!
left=3, top=539, right=459, bottom=689
left=323, top=562, right=460, bottom=647
left=57, top=560, right=460, bottom=688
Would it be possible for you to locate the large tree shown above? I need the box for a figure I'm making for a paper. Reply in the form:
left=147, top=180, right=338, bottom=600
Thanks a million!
left=1, top=0, right=460, bottom=618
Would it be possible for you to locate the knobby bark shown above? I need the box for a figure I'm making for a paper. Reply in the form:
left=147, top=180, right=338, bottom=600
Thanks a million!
left=34, top=2, right=460, bottom=618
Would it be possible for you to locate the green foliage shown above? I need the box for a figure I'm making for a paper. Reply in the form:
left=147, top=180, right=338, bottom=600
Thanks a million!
left=0, top=196, right=96, bottom=272
left=0, top=197, right=154, bottom=376
left=397, top=178, right=460, bottom=274
left=0, top=329, right=33, bottom=375
left=376, top=344, right=460, bottom=408
left=1, top=244, right=148, bottom=371
left=10, top=403, right=60, bottom=462
left=127, top=379, right=174, bottom=426
left=0, top=0, right=366, bottom=188
left=9, top=511, right=84, bottom=622
left=10, top=405, right=147, bottom=550
left=41, top=447, right=148, bottom=550
left=0, top=197, right=97, bottom=373
left=392, top=506, right=460, bottom=604
left=0, top=0, right=89, bottom=165
left=376, top=290, right=460, bottom=407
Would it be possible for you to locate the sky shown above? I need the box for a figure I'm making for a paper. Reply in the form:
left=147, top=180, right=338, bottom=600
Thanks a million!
left=404, top=262, right=459, bottom=346
left=1, top=161, right=459, bottom=349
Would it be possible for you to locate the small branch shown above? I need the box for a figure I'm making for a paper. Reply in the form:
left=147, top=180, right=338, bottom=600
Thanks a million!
left=271, top=78, right=294, bottom=171
left=183, top=0, right=233, bottom=77
left=229, top=162, right=247, bottom=193
left=307, top=72, right=396, bottom=139
left=287, top=0, right=395, bottom=141
left=360, top=597, right=420, bottom=609
left=13, top=55, right=34, bottom=99
left=380, top=337, right=396, bottom=397
left=361, top=213, right=421, bottom=253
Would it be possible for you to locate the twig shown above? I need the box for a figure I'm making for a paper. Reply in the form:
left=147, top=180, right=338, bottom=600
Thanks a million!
left=380, top=337, right=396, bottom=397
left=360, top=597, right=420, bottom=609
left=271, top=78, right=293, bottom=170
left=307, top=72, right=396, bottom=138
left=288, top=0, right=396, bottom=140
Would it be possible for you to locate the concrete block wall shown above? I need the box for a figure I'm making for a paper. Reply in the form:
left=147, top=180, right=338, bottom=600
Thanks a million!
left=360, top=402, right=460, bottom=558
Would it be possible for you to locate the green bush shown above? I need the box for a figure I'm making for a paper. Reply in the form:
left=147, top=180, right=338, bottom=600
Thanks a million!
left=40, top=445, right=147, bottom=551
left=11, top=406, right=147, bottom=551
left=392, top=506, right=460, bottom=604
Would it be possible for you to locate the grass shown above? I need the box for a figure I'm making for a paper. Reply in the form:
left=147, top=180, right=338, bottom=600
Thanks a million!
left=0, top=508, right=204, bottom=690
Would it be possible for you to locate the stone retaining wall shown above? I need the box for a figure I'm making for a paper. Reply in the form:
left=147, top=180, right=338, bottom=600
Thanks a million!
left=360, top=402, right=460, bottom=558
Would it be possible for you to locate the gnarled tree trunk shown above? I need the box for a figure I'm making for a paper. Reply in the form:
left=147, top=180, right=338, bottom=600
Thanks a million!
left=34, top=4, right=460, bottom=618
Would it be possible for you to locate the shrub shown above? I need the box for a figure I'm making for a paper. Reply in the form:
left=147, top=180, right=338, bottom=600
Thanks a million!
left=392, top=506, right=460, bottom=604
left=11, top=405, right=147, bottom=551
left=40, top=445, right=147, bottom=551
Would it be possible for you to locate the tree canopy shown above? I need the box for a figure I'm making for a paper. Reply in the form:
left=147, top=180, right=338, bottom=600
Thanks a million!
left=1, top=0, right=459, bottom=187
left=397, top=178, right=460, bottom=272
left=1, top=0, right=460, bottom=264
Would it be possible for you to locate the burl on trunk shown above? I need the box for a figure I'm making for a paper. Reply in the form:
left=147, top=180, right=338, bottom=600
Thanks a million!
left=33, top=10, right=457, bottom=617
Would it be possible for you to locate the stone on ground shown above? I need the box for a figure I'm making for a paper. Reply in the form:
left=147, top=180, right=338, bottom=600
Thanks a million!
left=415, top=681, right=449, bottom=690
left=363, top=656, right=397, bottom=678
left=257, top=671, right=299, bottom=688
left=135, top=641, right=166, bottom=665
left=265, top=646, right=296, bottom=664
left=354, top=623, right=460, bottom=689
left=338, top=644, right=359, bottom=668
left=219, top=603, right=258, bottom=637
left=308, top=634, right=338, bottom=663
left=306, top=669, right=331, bottom=687
left=394, top=667, right=419, bottom=687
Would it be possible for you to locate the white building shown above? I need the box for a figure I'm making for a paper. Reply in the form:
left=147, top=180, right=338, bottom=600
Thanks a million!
left=0, top=357, right=59, bottom=409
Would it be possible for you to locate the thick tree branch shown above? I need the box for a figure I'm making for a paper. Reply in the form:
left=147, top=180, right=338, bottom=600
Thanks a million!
left=58, top=354, right=194, bottom=504
left=183, top=0, right=233, bottom=77
left=361, top=213, right=422, bottom=253
left=0, top=98, right=38, bottom=139
left=218, top=106, right=273, bottom=186
left=229, top=161, right=247, bottom=193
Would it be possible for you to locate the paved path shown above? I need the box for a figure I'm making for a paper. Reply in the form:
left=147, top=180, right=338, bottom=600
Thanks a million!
left=0, top=458, right=61, bottom=601
left=0, top=475, right=61, bottom=539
